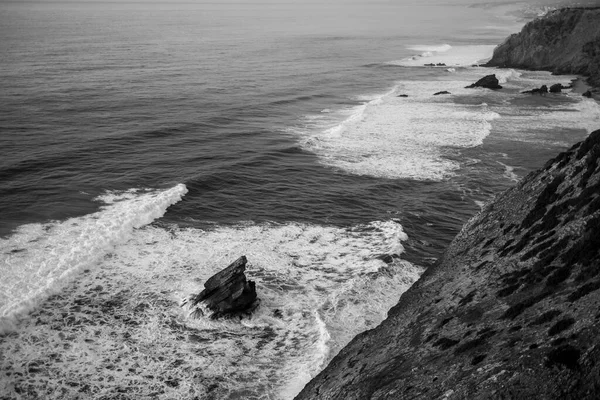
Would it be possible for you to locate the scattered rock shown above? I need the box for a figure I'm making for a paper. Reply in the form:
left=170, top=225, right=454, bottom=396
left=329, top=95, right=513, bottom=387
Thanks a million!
left=397, top=94, right=409, bottom=98
left=181, top=256, right=258, bottom=319
left=424, top=63, right=436, bottom=67
left=434, top=91, right=451, bottom=96
left=465, top=74, right=503, bottom=90
left=436, top=63, right=446, bottom=66
left=583, top=90, right=593, bottom=98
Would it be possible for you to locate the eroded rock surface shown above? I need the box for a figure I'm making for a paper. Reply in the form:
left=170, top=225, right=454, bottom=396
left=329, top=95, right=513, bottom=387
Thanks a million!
left=465, top=74, right=502, bottom=90
left=182, top=255, right=258, bottom=319
left=296, top=130, right=600, bottom=399
left=486, top=7, right=600, bottom=87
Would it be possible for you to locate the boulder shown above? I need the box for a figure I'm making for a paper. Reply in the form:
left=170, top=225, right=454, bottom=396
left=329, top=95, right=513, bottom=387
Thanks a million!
left=549, top=83, right=567, bottom=93
left=181, top=256, right=258, bottom=319
left=397, top=94, right=409, bottom=98
left=433, top=91, right=451, bottom=96
left=583, top=90, right=593, bottom=98
left=522, top=84, right=548, bottom=95
left=465, top=74, right=503, bottom=89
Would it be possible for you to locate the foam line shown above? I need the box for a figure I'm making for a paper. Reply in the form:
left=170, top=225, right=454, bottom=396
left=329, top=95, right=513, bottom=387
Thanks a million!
left=299, top=80, right=500, bottom=180
left=390, top=45, right=496, bottom=67
left=0, top=184, right=187, bottom=332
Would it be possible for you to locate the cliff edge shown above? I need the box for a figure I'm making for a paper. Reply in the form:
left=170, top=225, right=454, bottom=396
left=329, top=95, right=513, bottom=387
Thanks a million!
left=296, top=129, right=600, bottom=399
left=486, top=7, right=600, bottom=87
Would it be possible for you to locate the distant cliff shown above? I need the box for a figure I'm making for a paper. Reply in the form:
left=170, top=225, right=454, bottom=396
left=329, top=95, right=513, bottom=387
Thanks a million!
left=296, top=129, right=600, bottom=399
left=486, top=7, right=600, bottom=87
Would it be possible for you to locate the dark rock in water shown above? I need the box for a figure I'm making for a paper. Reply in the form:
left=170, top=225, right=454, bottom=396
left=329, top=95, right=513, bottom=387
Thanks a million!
left=549, top=83, right=567, bottom=93
left=436, top=63, right=446, bottom=66
left=182, top=255, right=258, bottom=319
left=433, top=91, right=451, bottom=96
left=465, top=74, right=502, bottom=90
left=522, top=84, right=549, bottom=95
left=583, top=90, right=593, bottom=98
left=296, top=129, right=600, bottom=399
left=397, top=94, right=409, bottom=97
left=424, top=63, right=436, bottom=67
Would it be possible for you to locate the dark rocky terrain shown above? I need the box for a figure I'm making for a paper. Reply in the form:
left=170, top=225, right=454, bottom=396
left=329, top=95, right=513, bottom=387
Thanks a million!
left=296, top=128, right=600, bottom=399
left=486, top=7, right=600, bottom=88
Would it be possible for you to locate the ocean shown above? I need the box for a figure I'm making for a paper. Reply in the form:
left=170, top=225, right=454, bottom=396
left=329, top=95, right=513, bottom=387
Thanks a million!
left=1, top=0, right=600, bottom=398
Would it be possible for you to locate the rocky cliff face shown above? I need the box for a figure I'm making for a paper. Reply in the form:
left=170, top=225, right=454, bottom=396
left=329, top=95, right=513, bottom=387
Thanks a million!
left=296, top=129, right=600, bottom=399
left=486, top=8, right=600, bottom=87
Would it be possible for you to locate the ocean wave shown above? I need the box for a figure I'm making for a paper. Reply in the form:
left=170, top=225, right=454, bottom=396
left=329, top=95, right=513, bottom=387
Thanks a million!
left=495, top=68, right=522, bottom=84
left=389, top=44, right=496, bottom=67
left=406, top=43, right=453, bottom=54
left=294, top=80, right=500, bottom=181
left=0, top=219, right=422, bottom=399
left=0, top=184, right=187, bottom=332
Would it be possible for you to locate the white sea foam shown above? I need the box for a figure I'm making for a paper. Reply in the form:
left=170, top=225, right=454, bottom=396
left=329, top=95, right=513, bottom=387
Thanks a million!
left=407, top=44, right=453, bottom=53
left=298, top=80, right=500, bottom=180
left=497, top=161, right=520, bottom=182
left=390, top=45, right=496, bottom=67
left=492, top=91, right=600, bottom=143
left=495, top=68, right=522, bottom=84
left=0, top=184, right=187, bottom=332
left=32, top=219, right=419, bottom=399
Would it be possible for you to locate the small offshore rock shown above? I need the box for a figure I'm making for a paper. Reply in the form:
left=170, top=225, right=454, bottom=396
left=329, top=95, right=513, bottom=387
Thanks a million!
left=465, top=74, right=503, bottom=90
left=182, top=255, right=258, bottom=319
left=583, top=90, right=593, bottom=98
left=434, top=91, right=451, bottom=96
left=522, top=85, right=548, bottom=95
left=549, top=83, right=567, bottom=93
left=397, top=94, right=409, bottom=97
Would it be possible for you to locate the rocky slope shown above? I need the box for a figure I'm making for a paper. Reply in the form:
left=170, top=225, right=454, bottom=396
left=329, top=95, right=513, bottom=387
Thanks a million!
left=296, top=129, right=600, bottom=399
left=486, top=7, right=600, bottom=87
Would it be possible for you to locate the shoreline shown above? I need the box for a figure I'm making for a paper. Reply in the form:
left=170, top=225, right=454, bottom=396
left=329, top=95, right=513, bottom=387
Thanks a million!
left=3, top=5, right=600, bottom=400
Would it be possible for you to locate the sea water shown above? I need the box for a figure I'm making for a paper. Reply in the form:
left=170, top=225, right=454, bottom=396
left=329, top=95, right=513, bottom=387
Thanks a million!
left=1, top=1, right=599, bottom=398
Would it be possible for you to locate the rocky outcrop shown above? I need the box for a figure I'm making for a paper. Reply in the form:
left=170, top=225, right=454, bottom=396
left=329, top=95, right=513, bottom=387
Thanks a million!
left=486, top=7, right=600, bottom=87
left=181, top=256, right=258, bottom=319
left=522, top=84, right=549, bottom=95
left=550, top=83, right=570, bottom=93
left=465, top=74, right=503, bottom=90
left=296, top=129, right=600, bottom=399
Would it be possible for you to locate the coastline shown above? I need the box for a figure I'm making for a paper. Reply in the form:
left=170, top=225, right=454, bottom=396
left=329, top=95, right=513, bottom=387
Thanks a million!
left=485, top=7, right=600, bottom=94
left=296, top=6, right=600, bottom=399
left=2, top=3, right=600, bottom=400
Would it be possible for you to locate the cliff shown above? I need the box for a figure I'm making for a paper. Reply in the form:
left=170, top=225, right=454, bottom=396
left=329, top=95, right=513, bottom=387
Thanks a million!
left=296, top=129, right=600, bottom=399
left=486, top=7, right=600, bottom=87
